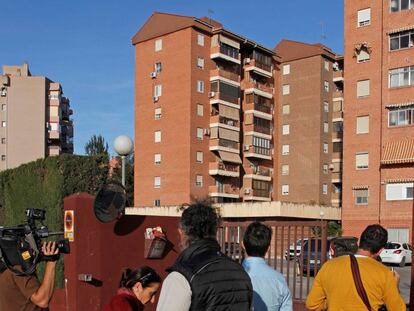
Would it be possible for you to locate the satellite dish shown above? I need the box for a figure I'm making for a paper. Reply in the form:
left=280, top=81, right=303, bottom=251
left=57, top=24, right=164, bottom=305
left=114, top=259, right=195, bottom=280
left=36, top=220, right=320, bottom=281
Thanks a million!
left=94, top=182, right=126, bottom=223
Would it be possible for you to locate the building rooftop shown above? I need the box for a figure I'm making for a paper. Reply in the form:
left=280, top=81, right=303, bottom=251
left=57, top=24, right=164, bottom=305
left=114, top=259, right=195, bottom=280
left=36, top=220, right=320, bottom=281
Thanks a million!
left=274, top=39, right=340, bottom=62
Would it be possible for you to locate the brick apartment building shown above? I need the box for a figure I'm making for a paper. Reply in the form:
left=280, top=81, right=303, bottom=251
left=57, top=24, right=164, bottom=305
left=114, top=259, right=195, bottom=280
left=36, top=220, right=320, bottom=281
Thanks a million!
left=342, top=0, right=414, bottom=241
left=0, top=63, right=74, bottom=170
left=132, top=12, right=343, bottom=208
left=274, top=40, right=344, bottom=207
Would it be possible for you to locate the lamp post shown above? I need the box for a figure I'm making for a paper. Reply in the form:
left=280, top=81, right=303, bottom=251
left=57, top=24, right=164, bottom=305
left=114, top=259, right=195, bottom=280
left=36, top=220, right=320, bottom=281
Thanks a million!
left=113, top=135, right=133, bottom=187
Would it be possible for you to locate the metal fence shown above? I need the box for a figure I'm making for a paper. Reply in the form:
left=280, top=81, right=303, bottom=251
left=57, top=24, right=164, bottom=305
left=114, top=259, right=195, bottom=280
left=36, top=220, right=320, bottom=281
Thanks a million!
left=217, top=220, right=327, bottom=309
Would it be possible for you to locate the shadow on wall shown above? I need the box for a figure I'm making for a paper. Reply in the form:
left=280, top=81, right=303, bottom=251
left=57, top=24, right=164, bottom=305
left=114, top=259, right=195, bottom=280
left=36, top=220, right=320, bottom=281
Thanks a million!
left=114, top=215, right=145, bottom=236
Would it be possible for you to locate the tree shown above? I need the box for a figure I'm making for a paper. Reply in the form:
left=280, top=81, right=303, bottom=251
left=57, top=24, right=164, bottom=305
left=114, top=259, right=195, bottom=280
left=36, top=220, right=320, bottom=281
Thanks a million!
left=84, top=134, right=109, bottom=156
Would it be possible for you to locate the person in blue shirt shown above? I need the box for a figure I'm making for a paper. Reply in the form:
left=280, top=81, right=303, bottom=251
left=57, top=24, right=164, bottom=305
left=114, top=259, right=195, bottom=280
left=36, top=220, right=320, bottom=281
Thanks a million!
left=242, top=222, right=292, bottom=311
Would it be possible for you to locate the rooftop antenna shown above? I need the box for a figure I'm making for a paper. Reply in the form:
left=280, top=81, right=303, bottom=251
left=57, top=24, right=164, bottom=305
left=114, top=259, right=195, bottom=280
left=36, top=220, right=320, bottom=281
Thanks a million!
left=208, top=9, right=214, bottom=26
left=320, top=21, right=326, bottom=42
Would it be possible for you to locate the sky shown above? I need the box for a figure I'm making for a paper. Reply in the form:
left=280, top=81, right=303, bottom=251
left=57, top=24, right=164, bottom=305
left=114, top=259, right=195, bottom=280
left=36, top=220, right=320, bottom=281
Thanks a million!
left=0, top=0, right=344, bottom=156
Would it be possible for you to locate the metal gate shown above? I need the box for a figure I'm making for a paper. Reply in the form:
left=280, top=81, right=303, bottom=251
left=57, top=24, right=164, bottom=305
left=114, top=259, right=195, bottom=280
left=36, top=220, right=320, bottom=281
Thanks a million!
left=218, top=220, right=327, bottom=310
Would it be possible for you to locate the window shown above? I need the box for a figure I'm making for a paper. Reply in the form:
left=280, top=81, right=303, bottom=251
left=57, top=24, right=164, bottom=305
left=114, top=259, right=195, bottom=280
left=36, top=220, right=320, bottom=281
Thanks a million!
left=282, top=165, right=289, bottom=176
left=324, top=81, right=329, bottom=92
left=324, top=60, right=330, bottom=71
left=333, top=142, right=342, bottom=153
left=154, top=154, right=161, bottom=165
left=333, top=121, right=343, bottom=133
left=357, top=8, right=371, bottom=27
left=389, top=66, right=414, bottom=88
left=154, top=199, right=161, bottom=207
left=323, top=164, right=328, bottom=174
left=323, top=184, right=328, bottom=195
left=155, top=39, right=162, bottom=52
left=388, top=228, right=410, bottom=244
left=356, top=152, right=369, bottom=169
left=354, top=189, right=369, bottom=205
left=386, top=183, right=413, bottom=200
left=282, top=185, right=289, bottom=195
left=197, top=34, right=204, bottom=46
left=324, top=122, right=329, bottom=133
left=197, top=80, right=204, bottom=93
left=323, top=143, right=328, bottom=154
left=1, top=155, right=5, bottom=161
left=282, top=104, right=290, bottom=115
left=1, top=104, right=5, bottom=111
left=356, top=47, right=370, bottom=63
left=196, top=151, right=203, bottom=163
left=154, top=84, right=162, bottom=97
left=197, top=103, right=204, bottom=116
left=50, top=123, right=59, bottom=131
left=154, top=108, right=162, bottom=120
left=357, top=80, right=370, bottom=97
left=1, top=138, right=5, bottom=144
left=1, top=121, right=5, bottom=127
left=195, top=175, right=203, bottom=187
left=388, top=106, right=414, bottom=127
left=282, top=124, right=290, bottom=135
left=390, top=30, right=414, bottom=51
left=196, top=127, right=203, bottom=140
left=154, top=176, right=161, bottom=188
left=154, top=62, right=162, bottom=73
left=282, top=84, right=290, bottom=95
left=390, top=0, right=414, bottom=12
left=197, top=57, right=204, bottom=69
left=356, top=116, right=369, bottom=133
left=154, top=131, right=161, bottom=143
left=283, top=64, right=290, bottom=75
left=324, top=101, right=329, bottom=112
left=282, top=144, right=290, bottom=155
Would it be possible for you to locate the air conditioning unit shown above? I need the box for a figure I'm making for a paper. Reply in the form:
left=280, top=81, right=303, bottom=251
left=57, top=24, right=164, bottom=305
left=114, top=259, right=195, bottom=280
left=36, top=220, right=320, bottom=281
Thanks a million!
left=244, top=145, right=250, bottom=151
left=208, top=91, right=215, bottom=98
left=150, top=72, right=157, bottom=79
left=204, top=128, right=210, bottom=136
left=244, top=188, right=251, bottom=194
left=329, top=164, right=335, bottom=170
left=333, top=62, right=339, bottom=71
left=244, top=58, right=251, bottom=64
left=0, top=88, right=6, bottom=97
left=152, top=96, right=159, bottom=103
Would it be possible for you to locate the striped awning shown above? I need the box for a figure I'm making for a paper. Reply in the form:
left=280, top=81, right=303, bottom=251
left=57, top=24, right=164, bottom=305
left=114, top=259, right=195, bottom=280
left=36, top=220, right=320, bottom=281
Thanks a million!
left=385, top=101, right=414, bottom=109
left=388, top=24, right=414, bottom=34
left=381, top=139, right=414, bottom=165
left=383, top=178, right=414, bottom=184
left=352, top=185, right=369, bottom=190
left=218, top=151, right=242, bottom=164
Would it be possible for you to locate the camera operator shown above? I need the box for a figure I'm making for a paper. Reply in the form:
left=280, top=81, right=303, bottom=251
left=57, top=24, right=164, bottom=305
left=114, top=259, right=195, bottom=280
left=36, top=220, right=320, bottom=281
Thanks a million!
left=0, top=240, right=59, bottom=310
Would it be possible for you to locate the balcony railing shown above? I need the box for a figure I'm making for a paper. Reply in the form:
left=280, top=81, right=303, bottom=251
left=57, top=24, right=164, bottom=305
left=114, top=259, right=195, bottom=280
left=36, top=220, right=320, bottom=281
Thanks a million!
left=209, top=162, right=239, bottom=173
left=246, top=59, right=272, bottom=73
left=244, top=98, right=272, bottom=114
left=211, top=45, right=240, bottom=61
left=245, top=145, right=272, bottom=156
left=219, top=139, right=239, bottom=149
left=210, top=115, right=239, bottom=128
left=210, top=69, right=240, bottom=83
left=209, top=184, right=240, bottom=196
left=244, top=124, right=272, bottom=135
left=245, top=166, right=271, bottom=177
left=331, top=172, right=342, bottom=181
left=245, top=80, right=273, bottom=94
left=251, top=189, right=271, bottom=198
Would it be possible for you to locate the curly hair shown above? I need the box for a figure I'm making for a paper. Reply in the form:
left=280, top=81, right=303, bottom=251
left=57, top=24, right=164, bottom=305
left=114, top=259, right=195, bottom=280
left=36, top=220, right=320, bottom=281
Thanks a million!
left=180, top=200, right=219, bottom=242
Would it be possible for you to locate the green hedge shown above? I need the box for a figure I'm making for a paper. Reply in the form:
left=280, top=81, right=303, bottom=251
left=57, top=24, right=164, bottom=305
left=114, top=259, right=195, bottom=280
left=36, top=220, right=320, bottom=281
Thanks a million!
left=0, top=154, right=109, bottom=287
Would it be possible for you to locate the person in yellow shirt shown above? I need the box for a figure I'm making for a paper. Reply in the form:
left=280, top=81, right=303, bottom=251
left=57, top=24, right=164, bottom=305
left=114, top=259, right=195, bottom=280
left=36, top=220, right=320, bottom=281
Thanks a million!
left=306, top=224, right=406, bottom=311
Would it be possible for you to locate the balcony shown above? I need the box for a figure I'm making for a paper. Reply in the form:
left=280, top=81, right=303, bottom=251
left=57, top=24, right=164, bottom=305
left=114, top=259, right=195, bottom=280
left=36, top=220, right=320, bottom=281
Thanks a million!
left=244, top=59, right=272, bottom=78
left=243, top=80, right=273, bottom=98
left=333, top=70, right=344, bottom=82
left=210, top=45, right=241, bottom=64
left=209, top=138, right=239, bottom=152
left=209, top=91, right=239, bottom=107
left=331, top=192, right=341, bottom=207
left=244, top=123, right=272, bottom=136
left=48, top=130, right=60, bottom=140
left=210, top=69, right=240, bottom=85
left=332, top=111, right=344, bottom=120
left=244, top=166, right=272, bottom=181
left=210, top=115, right=239, bottom=130
left=244, top=189, right=271, bottom=201
left=209, top=162, right=240, bottom=177
left=331, top=172, right=342, bottom=183
left=244, top=145, right=272, bottom=160
left=209, top=184, right=240, bottom=198
left=332, top=131, right=343, bottom=142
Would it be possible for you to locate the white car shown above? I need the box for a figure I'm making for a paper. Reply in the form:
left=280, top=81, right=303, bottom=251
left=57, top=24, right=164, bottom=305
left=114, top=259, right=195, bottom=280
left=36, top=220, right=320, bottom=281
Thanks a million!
left=380, top=242, right=412, bottom=267
left=285, top=239, right=308, bottom=260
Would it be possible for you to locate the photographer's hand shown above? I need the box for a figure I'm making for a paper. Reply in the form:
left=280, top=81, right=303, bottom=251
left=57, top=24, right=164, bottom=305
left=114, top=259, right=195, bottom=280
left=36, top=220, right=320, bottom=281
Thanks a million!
left=30, top=241, right=59, bottom=308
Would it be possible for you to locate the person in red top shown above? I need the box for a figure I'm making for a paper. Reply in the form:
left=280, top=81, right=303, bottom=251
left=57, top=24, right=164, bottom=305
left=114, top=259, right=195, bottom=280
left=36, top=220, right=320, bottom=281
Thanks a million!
left=104, top=266, right=161, bottom=311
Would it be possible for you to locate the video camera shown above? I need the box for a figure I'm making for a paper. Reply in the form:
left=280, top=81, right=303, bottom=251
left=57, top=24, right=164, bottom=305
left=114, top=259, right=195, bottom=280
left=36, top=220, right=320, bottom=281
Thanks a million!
left=0, top=208, right=70, bottom=275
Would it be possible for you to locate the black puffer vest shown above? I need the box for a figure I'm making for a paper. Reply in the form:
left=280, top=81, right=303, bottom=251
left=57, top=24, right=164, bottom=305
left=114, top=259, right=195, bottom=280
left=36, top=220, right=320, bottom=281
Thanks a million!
left=167, top=238, right=252, bottom=311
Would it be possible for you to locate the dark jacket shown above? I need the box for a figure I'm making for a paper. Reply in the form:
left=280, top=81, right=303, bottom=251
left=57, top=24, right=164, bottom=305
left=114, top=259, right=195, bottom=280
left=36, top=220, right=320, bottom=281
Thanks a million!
left=168, top=238, right=252, bottom=311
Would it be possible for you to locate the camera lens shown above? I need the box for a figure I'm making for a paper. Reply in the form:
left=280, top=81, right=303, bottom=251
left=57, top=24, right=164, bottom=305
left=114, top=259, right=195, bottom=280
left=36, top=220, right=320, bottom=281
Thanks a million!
left=57, top=239, right=70, bottom=254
